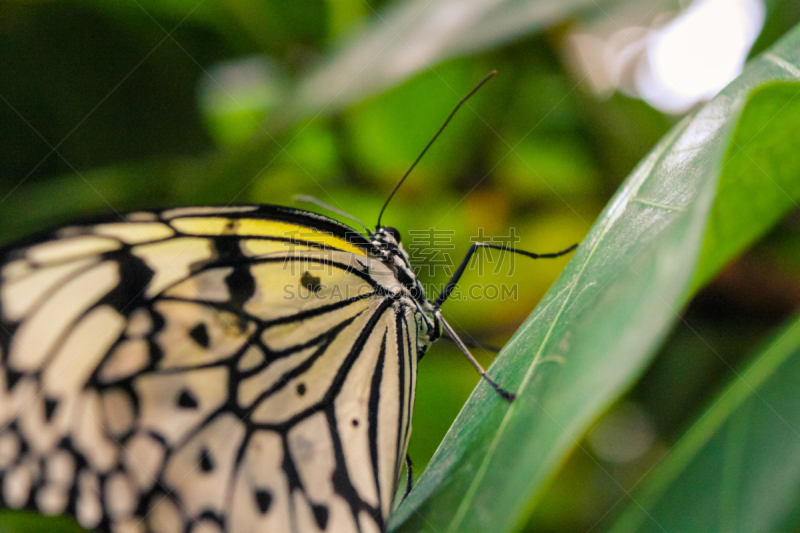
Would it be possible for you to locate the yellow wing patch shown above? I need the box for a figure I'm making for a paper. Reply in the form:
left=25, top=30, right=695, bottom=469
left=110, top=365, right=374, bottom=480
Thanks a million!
left=169, top=217, right=367, bottom=257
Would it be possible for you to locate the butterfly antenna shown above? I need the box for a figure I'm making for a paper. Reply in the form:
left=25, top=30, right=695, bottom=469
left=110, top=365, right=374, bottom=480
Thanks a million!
left=294, top=194, right=370, bottom=232
left=376, top=70, right=497, bottom=228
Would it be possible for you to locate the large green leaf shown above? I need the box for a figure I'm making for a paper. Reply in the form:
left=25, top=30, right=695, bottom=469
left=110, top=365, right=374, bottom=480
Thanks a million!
left=391, top=23, right=800, bottom=533
left=609, top=312, right=800, bottom=533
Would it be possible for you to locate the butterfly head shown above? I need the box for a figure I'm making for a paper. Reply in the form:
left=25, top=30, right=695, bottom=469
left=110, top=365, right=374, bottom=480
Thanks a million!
left=370, top=225, right=402, bottom=255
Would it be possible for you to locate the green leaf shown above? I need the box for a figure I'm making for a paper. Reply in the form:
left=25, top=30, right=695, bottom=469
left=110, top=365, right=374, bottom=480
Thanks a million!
left=609, top=312, right=800, bottom=533
left=294, top=0, right=603, bottom=113
left=693, top=80, right=800, bottom=291
left=391, top=22, right=800, bottom=533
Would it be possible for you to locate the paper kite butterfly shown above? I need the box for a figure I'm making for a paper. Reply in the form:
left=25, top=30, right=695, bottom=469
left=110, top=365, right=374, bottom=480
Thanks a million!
left=0, top=74, right=576, bottom=533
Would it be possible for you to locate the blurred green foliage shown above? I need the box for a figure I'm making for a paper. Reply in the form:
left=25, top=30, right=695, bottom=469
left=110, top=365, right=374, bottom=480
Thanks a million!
left=611, top=313, right=800, bottom=533
left=2, top=0, right=800, bottom=532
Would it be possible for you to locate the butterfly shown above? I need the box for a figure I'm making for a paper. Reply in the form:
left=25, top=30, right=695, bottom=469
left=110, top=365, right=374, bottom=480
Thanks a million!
left=0, top=74, right=576, bottom=533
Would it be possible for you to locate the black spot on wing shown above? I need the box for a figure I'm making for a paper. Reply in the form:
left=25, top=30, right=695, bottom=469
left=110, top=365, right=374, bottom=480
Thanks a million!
left=301, top=271, right=321, bottom=293
left=295, top=383, right=306, bottom=396
left=312, top=504, right=329, bottom=530
left=199, top=447, right=215, bottom=472
left=189, top=323, right=210, bottom=348
left=254, top=489, right=272, bottom=514
left=176, top=388, right=199, bottom=409
left=43, top=397, right=59, bottom=421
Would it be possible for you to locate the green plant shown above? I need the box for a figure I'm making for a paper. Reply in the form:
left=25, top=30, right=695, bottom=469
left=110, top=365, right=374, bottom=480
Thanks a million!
left=2, top=1, right=800, bottom=532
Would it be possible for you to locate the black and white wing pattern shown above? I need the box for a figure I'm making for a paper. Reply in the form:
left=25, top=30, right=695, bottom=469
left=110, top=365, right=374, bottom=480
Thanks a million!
left=0, top=205, right=428, bottom=533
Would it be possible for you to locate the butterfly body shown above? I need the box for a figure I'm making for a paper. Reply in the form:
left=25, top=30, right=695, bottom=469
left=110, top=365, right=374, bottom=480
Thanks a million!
left=0, top=204, right=440, bottom=533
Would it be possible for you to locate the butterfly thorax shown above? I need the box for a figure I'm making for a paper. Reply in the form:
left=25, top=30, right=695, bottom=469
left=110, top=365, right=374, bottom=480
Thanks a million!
left=369, top=226, right=441, bottom=358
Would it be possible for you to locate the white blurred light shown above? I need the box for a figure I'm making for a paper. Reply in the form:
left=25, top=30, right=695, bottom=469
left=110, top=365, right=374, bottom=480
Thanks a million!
left=567, top=0, right=765, bottom=114
left=637, top=0, right=765, bottom=113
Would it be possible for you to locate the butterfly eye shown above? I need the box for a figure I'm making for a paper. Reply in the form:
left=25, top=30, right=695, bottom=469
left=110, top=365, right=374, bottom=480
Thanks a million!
left=384, top=226, right=402, bottom=243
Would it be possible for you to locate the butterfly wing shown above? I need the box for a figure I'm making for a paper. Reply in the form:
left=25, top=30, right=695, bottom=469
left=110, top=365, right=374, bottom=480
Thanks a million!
left=0, top=207, right=418, bottom=533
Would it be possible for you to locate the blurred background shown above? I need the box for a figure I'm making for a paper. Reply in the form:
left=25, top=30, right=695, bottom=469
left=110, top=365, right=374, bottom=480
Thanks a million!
left=2, top=0, right=800, bottom=531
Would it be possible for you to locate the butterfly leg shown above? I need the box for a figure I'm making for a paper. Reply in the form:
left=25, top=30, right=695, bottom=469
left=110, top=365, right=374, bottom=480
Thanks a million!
left=437, top=312, right=516, bottom=401
left=441, top=329, right=500, bottom=352
left=434, top=242, right=577, bottom=308
left=433, top=241, right=578, bottom=402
